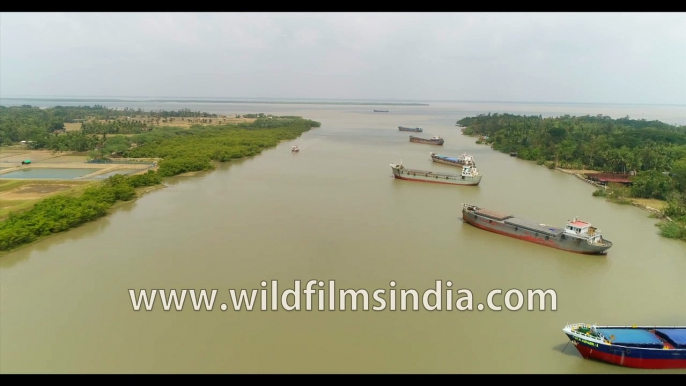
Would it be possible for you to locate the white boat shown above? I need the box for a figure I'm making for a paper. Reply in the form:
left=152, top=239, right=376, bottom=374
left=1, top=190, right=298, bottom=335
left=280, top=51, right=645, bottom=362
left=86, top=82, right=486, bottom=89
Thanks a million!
left=292, top=145, right=300, bottom=152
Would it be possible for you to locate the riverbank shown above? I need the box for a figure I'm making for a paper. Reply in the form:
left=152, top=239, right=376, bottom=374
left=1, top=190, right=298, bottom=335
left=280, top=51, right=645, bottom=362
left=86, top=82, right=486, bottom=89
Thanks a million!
left=554, top=167, right=667, bottom=215
left=1, top=149, right=157, bottom=219
left=458, top=113, right=686, bottom=242
left=0, top=182, right=166, bottom=256
left=466, top=131, right=686, bottom=241
left=0, top=116, right=321, bottom=253
left=469, top=133, right=671, bottom=216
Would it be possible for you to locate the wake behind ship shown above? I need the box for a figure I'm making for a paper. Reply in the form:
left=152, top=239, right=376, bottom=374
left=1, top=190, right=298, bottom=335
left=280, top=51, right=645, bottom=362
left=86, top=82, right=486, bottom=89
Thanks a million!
left=563, top=323, right=686, bottom=369
left=462, top=204, right=612, bottom=254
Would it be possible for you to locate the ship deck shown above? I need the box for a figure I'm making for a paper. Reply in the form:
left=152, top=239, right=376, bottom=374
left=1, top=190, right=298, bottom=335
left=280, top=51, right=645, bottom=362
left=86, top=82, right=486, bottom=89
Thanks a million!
left=655, top=329, right=686, bottom=349
left=474, top=208, right=512, bottom=221
left=400, top=168, right=459, bottom=178
left=596, top=328, right=665, bottom=348
left=503, top=217, right=564, bottom=236
left=433, top=155, right=463, bottom=162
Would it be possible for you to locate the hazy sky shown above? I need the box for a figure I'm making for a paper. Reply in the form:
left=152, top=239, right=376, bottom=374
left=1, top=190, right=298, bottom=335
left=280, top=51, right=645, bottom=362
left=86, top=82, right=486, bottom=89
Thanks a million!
left=1, top=12, right=685, bottom=104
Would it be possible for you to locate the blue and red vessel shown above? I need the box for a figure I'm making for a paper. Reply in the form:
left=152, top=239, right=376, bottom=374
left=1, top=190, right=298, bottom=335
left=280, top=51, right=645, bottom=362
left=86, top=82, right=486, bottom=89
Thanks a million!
left=563, top=323, right=686, bottom=369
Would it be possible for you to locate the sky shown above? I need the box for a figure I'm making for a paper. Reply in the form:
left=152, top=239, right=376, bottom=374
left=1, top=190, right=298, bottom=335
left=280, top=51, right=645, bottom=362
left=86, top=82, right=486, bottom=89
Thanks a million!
left=1, top=12, right=685, bottom=105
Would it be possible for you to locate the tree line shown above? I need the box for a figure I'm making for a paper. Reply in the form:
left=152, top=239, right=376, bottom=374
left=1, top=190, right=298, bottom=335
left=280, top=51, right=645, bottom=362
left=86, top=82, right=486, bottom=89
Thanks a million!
left=0, top=105, right=218, bottom=146
left=458, top=113, right=686, bottom=241
left=0, top=115, right=320, bottom=252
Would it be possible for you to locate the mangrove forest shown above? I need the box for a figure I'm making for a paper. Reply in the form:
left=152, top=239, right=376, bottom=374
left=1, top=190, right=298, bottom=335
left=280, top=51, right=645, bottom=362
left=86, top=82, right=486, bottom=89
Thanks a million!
left=458, top=113, right=686, bottom=242
left=0, top=108, right=320, bottom=251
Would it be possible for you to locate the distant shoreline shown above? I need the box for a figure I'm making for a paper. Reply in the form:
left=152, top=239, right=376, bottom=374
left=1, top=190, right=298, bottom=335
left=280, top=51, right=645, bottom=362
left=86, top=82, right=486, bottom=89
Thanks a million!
left=3, top=97, right=685, bottom=108
left=0, top=97, right=430, bottom=107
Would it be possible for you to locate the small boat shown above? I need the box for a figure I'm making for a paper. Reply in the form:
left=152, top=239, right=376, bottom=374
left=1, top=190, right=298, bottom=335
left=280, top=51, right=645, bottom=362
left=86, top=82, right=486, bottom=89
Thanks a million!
left=510, top=152, right=518, bottom=157
left=291, top=145, right=300, bottom=152
left=430, top=152, right=475, bottom=168
left=374, top=109, right=389, bottom=112
left=562, top=323, right=686, bottom=369
left=398, top=126, right=423, bottom=132
left=409, top=135, right=444, bottom=145
left=461, top=204, right=613, bottom=255
left=390, top=162, right=481, bottom=186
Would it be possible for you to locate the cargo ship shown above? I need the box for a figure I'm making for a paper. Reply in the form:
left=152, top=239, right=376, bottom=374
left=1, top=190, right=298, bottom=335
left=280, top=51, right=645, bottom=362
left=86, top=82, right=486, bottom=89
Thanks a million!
left=410, top=135, right=443, bottom=145
left=374, top=109, right=389, bottom=112
left=390, top=163, right=481, bottom=186
left=563, top=323, right=686, bottom=369
left=430, top=152, right=475, bottom=168
left=399, top=126, right=423, bottom=132
left=461, top=204, right=612, bottom=254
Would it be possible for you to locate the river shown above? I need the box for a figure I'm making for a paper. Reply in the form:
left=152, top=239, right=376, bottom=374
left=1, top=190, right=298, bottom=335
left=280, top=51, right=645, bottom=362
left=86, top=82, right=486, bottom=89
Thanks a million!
left=1, top=100, right=685, bottom=373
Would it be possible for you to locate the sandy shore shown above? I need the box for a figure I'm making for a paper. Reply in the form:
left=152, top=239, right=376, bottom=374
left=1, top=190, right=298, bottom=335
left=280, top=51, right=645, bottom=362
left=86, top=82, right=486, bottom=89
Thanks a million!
left=556, top=167, right=667, bottom=213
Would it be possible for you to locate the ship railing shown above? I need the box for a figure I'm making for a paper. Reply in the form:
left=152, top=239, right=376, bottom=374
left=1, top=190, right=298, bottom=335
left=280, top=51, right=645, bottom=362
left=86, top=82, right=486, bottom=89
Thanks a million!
left=565, top=323, right=591, bottom=332
left=565, top=324, right=608, bottom=341
left=587, top=237, right=612, bottom=247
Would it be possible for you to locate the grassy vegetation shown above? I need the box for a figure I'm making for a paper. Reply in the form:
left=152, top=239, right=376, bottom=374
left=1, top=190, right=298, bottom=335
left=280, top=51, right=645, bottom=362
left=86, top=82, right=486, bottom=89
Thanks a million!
left=0, top=114, right=321, bottom=252
left=0, top=180, right=94, bottom=221
left=0, top=104, right=253, bottom=150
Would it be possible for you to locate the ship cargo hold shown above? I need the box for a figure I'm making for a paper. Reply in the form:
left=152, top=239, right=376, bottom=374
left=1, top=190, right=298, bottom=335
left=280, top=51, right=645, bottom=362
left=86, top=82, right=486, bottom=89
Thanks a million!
left=563, top=323, right=686, bottom=369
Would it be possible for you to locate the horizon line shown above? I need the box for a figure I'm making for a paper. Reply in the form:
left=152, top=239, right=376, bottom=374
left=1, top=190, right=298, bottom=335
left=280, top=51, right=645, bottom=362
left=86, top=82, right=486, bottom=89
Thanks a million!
left=1, top=95, right=685, bottom=107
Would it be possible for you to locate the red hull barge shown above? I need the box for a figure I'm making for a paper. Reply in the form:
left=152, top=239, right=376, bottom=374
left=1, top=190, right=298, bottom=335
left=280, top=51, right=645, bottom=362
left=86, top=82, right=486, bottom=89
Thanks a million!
left=563, top=323, right=686, bottom=369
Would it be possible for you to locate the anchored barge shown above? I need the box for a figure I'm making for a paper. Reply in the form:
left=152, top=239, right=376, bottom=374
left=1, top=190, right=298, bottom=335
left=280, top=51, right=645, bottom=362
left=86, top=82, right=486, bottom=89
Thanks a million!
left=390, top=163, right=481, bottom=186
left=374, top=109, right=389, bottom=112
left=430, top=152, right=475, bottom=168
left=399, top=126, right=423, bottom=132
left=563, top=323, right=686, bottom=369
left=410, top=135, right=444, bottom=145
left=461, top=204, right=612, bottom=254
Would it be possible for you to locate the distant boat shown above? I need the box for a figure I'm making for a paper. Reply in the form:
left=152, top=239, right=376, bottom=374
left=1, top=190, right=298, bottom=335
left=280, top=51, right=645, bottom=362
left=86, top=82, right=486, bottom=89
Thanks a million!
left=398, top=126, right=423, bottom=132
left=562, top=323, right=686, bottom=369
left=291, top=145, right=300, bottom=152
left=510, top=152, right=518, bottom=157
left=461, top=204, right=613, bottom=255
left=390, top=163, right=481, bottom=186
left=374, top=109, right=389, bottom=112
left=410, top=135, right=443, bottom=145
left=430, top=152, right=475, bottom=168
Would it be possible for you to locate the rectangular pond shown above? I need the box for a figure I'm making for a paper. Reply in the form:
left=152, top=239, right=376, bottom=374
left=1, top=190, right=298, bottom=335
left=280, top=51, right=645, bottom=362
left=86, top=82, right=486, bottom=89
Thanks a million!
left=0, top=168, right=98, bottom=179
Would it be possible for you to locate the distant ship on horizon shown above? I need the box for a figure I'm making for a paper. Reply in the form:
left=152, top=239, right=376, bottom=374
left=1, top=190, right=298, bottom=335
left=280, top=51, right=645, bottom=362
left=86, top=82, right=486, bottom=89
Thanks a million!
left=374, top=109, right=389, bottom=112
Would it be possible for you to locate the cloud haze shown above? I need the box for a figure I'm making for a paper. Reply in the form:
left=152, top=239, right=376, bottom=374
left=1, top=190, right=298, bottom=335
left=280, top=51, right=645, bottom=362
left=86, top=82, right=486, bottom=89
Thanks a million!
left=1, top=12, right=685, bottom=104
